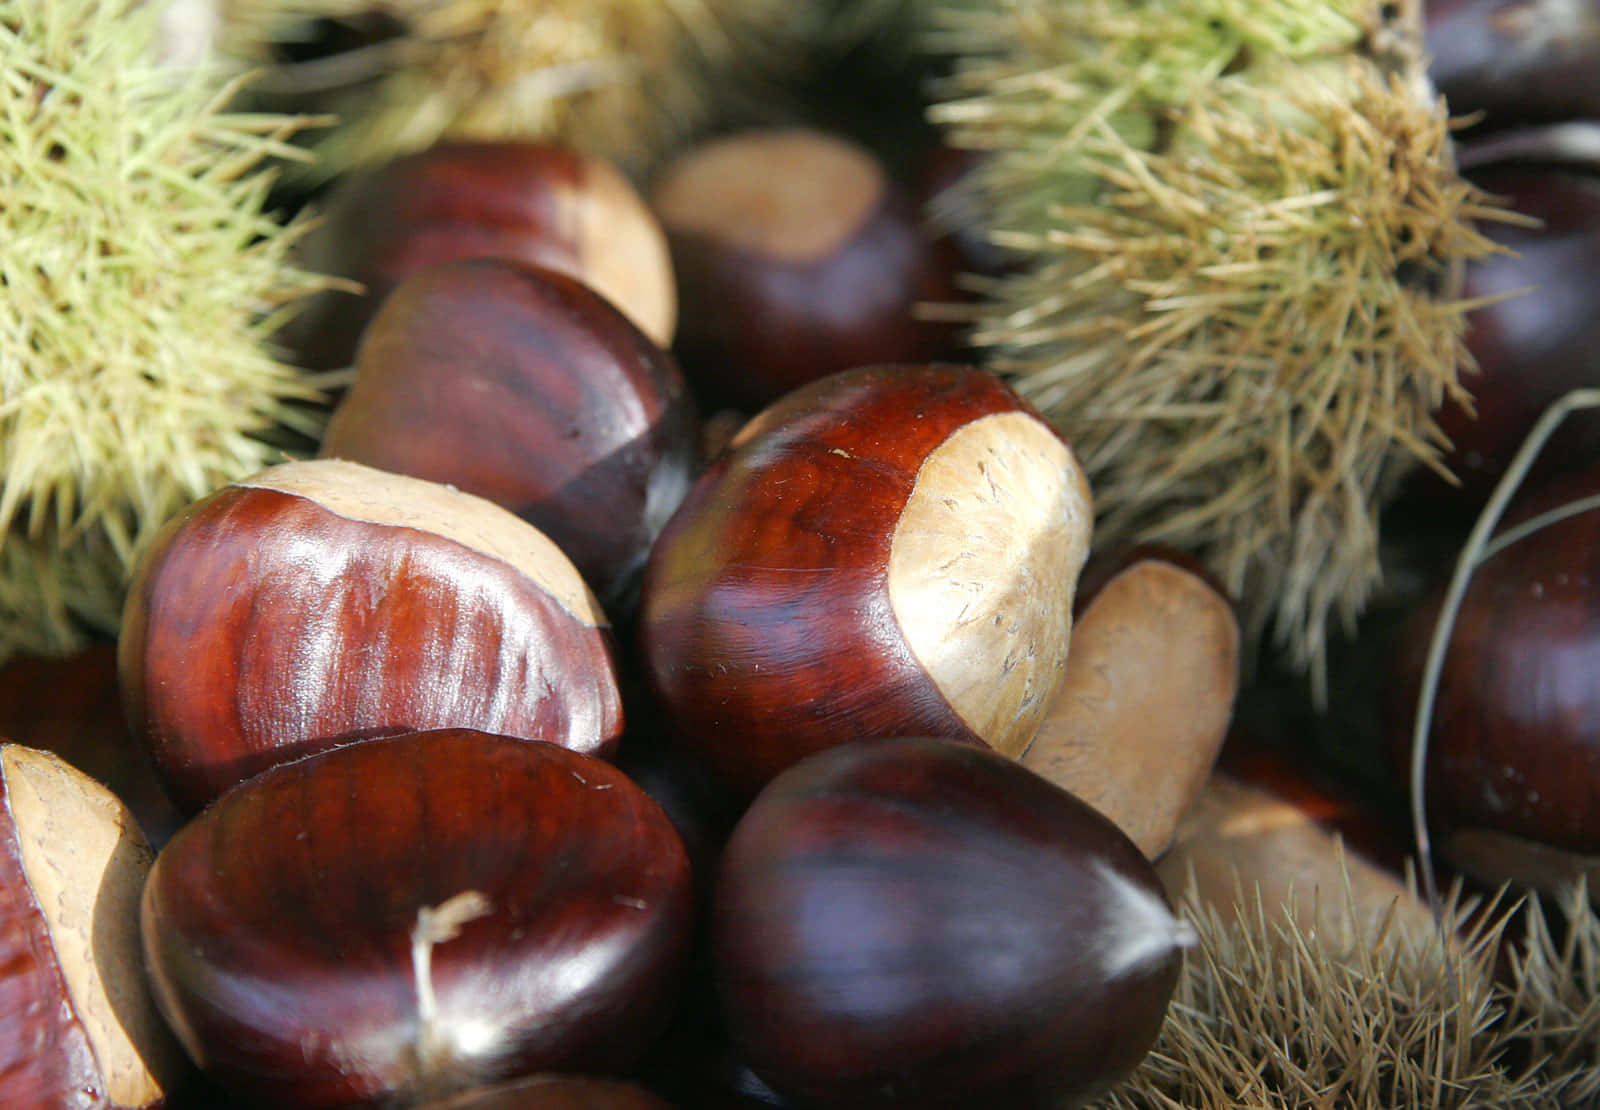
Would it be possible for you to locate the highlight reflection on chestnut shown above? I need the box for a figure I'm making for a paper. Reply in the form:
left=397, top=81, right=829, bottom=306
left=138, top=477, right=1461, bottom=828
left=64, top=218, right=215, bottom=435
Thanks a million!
left=141, top=728, right=694, bottom=1108
left=321, top=258, right=700, bottom=615
left=638, top=365, right=1093, bottom=799
left=119, top=458, right=623, bottom=814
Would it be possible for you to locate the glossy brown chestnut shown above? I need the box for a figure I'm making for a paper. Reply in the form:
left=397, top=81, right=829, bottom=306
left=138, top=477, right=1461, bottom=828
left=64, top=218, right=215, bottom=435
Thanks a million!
left=0, top=744, right=186, bottom=1108
left=650, top=129, right=961, bottom=410
left=281, top=140, right=676, bottom=370
left=1433, top=165, right=1600, bottom=496
left=141, top=728, right=693, bottom=1109
left=638, top=365, right=1093, bottom=800
left=1021, top=550, right=1240, bottom=859
left=1426, top=0, right=1600, bottom=132
left=320, top=257, right=700, bottom=615
left=1389, top=463, right=1600, bottom=892
left=0, top=644, right=184, bottom=848
left=420, top=1074, right=673, bottom=1109
left=712, top=736, right=1191, bottom=1109
left=119, top=458, right=622, bottom=814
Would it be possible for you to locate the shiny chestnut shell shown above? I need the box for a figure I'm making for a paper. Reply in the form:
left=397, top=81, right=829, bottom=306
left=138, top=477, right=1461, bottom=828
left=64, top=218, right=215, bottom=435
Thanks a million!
left=712, top=737, right=1188, bottom=1109
left=140, top=728, right=694, bottom=1108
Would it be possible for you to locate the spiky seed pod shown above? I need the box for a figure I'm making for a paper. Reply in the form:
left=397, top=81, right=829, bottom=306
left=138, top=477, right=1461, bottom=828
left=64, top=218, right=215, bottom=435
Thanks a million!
left=0, top=0, right=333, bottom=662
left=213, top=0, right=794, bottom=182
left=928, top=0, right=1513, bottom=686
left=1091, top=872, right=1600, bottom=1109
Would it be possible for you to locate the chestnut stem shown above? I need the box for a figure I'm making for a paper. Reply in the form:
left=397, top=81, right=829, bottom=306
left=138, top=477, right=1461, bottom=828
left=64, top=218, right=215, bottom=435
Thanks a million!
left=411, top=890, right=493, bottom=1081
left=1410, top=387, right=1600, bottom=922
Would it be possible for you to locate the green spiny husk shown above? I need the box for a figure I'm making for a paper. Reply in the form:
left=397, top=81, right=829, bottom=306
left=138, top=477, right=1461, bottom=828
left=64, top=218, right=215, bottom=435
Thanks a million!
left=214, top=0, right=797, bottom=181
left=1096, top=874, right=1597, bottom=1108
left=0, top=0, right=333, bottom=660
left=927, top=0, right=1514, bottom=687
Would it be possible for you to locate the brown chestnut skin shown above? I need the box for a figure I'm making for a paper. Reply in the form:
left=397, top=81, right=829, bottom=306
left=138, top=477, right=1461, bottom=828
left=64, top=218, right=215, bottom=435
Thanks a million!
left=119, top=458, right=622, bottom=815
left=1425, top=0, right=1600, bottom=133
left=0, top=744, right=188, bottom=1109
left=712, top=736, right=1191, bottom=1109
left=418, top=1075, right=673, bottom=1109
left=140, top=728, right=694, bottom=1109
left=321, top=257, right=700, bottom=616
left=650, top=129, right=961, bottom=411
left=280, top=140, right=676, bottom=371
left=1389, top=463, right=1600, bottom=887
left=637, top=365, right=1093, bottom=801
left=0, top=644, right=184, bottom=848
left=1431, top=165, right=1600, bottom=497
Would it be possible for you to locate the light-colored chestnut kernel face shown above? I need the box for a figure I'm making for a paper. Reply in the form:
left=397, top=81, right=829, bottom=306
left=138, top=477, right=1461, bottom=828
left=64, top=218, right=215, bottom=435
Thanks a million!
left=887, top=413, right=1092, bottom=757
left=572, top=156, right=677, bottom=348
left=3, top=746, right=171, bottom=1106
left=652, top=130, right=885, bottom=263
left=241, top=459, right=606, bottom=628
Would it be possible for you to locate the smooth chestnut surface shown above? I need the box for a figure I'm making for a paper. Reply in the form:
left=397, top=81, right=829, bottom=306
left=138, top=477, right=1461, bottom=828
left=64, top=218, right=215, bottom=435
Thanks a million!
left=1021, top=552, right=1239, bottom=859
left=119, top=458, right=622, bottom=814
left=712, top=737, right=1190, bottom=1109
left=141, top=729, right=694, bottom=1109
left=1432, top=165, right=1600, bottom=495
left=0, top=745, right=186, bottom=1109
left=1426, top=0, right=1600, bottom=131
left=281, top=140, right=676, bottom=370
left=651, top=129, right=960, bottom=410
left=321, top=258, right=700, bottom=615
left=1389, top=464, right=1600, bottom=874
left=421, top=1074, right=674, bottom=1109
left=638, top=365, right=1093, bottom=800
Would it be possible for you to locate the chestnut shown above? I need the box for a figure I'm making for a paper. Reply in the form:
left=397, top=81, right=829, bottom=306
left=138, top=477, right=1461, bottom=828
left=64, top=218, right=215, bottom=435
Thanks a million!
left=119, top=458, right=623, bottom=814
left=638, top=364, right=1093, bottom=799
left=1432, top=164, right=1600, bottom=496
left=320, top=257, right=700, bottom=615
left=1389, top=462, right=1600, bottom=895
left=650, top=128, right=961, bottom=410
left=280, top=140, right=676, bottom=370
left=712, top=736, right=1191, bottom=1108
left=1426, top=0, right=1600, bottom=132
left=141, top=728, right=693, bottom=1108
left=0, top=743, right=186, bottom=1108
left=419, top=1075, right=673, bottom=1109
left=1020, top=549, right=1240, bottom=858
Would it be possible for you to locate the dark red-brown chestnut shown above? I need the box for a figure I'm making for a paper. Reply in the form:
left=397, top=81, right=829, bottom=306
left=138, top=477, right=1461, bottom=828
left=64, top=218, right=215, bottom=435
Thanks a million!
left=712, top=736, right=1191, bottom=1109
left=280, top=140, right=676, bottom=371
left=119, top=458, right=622, bottom=814
left=637, top=365, right=1093, bottom=800
left=1389, top=462, right=1600, bottom=894
left=0, top=744, right=187, bottom=1108
left=141, top=728, right=693, bottom=1109
left=419, top=1074, right=674, bottom=1109
left=320, top=257, right=700, bottom=615
left=650, top=129, right=961, bottom=411
left=1432, top=164, right=1600, bottom=497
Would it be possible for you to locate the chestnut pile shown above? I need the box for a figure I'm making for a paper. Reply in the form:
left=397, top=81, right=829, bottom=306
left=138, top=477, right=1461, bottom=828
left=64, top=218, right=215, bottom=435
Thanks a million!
left=0, top=129, right=1254, bottom=1110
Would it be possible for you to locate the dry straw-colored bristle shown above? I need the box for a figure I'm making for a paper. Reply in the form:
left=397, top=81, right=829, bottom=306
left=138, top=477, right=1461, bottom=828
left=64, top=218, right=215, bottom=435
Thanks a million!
left=1095, top=872, right=1596, bottom=1109
left=0, top=0, right=333, bottom=660
left=927, top=0, right=1515, bottom=688
left=215, top=0, right=795, bottom=180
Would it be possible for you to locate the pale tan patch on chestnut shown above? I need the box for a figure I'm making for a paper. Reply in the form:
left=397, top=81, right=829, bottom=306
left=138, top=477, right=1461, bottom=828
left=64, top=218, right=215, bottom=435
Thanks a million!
left=1445, top=828, right=1600, bottom=904
left=1157, top=775, right=1440, bottom=949
left=241, top=459, right=606, bottom=628
left=4, top=745, right=175, bottom=1106
left=651, top=129, right=884, bottom=264
left=572, top=157, right=678, bottom=348
left=1022, top=559, right=1238, bottom=858
left=888, top=413, right=1092, bottom=757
